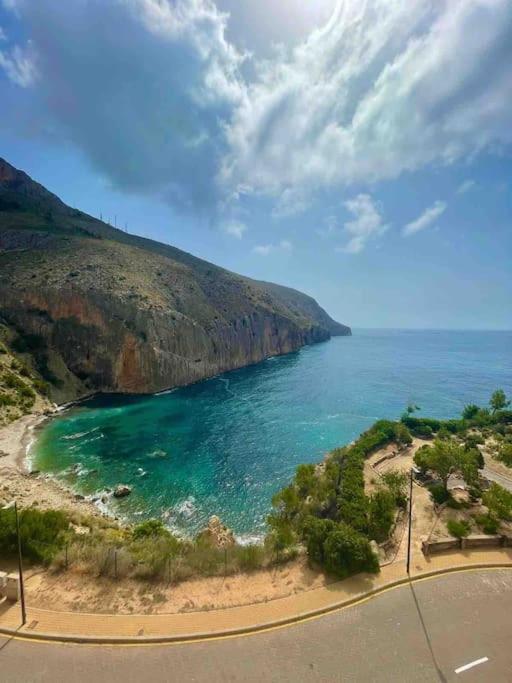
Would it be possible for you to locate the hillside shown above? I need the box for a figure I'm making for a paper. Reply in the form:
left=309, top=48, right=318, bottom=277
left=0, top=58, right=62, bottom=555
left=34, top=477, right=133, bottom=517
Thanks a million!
left=0, top=158, right=350, bottom=404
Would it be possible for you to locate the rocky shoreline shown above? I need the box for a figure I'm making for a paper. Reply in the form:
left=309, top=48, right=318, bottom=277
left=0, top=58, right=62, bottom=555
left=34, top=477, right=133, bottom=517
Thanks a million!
left=0, top=409, right=110, bottom=521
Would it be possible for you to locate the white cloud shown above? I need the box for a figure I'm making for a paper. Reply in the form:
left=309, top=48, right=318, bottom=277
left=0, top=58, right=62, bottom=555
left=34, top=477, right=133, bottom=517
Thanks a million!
left=0, top=0, right=246, bottom=212
left=337, top=194, right=388, bottom=254
left=1, top=0, right=512, bottom=220
left=222, top=220, right=247, bottom=239
left=271, top=187, right=311, bottom=219
left=253, top=239, right=292, bottom=255
left=0, top=42, right=37, bottom=86
left=457, top=179, right=476, bottom=194
left=403, top=200, right=447, bottom=237
left=223, top=0, right=512, bottom=204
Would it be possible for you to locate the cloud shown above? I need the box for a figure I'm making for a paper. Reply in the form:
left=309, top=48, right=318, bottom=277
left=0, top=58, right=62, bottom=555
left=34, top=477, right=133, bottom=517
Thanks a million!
left=0, top=0, right=246, bottom=213
left=271, top=187, right=311, bottom=219
left=457, top=179, right=476, bottom=194
left=0, top=42, right=37, bottom=86
left=337, top=193, right=388, bottom=254
left=223, top=0, right=512, bottom=203
left=403, top=200, right=447, bottom=237
left=1, top=0, right=512, bottom=219
left=253, top=239, right=292, bottom=255
left=222, top=219, right=247, bottom=239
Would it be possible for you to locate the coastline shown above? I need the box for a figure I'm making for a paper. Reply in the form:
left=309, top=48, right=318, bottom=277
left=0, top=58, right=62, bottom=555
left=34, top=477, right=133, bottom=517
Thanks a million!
left=0, top=409, right=112, bottom=522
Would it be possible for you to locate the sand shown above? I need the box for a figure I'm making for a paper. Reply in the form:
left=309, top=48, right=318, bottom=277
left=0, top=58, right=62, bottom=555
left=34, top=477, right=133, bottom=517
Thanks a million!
left=0, top=410, right=106, bottom=520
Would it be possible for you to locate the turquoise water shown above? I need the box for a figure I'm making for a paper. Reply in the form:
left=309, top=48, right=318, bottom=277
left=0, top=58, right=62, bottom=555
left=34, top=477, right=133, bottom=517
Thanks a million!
left=32, top=330, right=512, bottom=540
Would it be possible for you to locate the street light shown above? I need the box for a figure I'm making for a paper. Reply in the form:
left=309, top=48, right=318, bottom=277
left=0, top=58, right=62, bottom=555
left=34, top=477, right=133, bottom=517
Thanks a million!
left=2, top=501, right=26, bottom=626
left=406, top=468, right=413, bottom=576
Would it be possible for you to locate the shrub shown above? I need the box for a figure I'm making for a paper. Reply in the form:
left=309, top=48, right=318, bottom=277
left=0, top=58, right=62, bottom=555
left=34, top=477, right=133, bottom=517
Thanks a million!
left=497, top=443, right=512, bottom=468
left=483, top=483, right=512, bottom=521
left=474, top=513, right=499, bottom=535
left=428, top=483, right=450, bottom=506
left=0, top=507, right=69, bottom=564
left=446, top=519, right=471, bottom=538
left=380, top=470, right=408, bottom=508
left=236, top=544, right=265, bottom=571
left=323, top=523, right=379, bottom=579
left=301, top=516, right=336, bottom=565
left=462, top=404, right=480, bottom=420
left=368, top=489, right=395, bottom=543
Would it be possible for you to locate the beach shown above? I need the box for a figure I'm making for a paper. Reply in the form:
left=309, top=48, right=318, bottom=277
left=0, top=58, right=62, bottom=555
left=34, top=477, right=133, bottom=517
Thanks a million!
left=0, top=410, right=107, bottom=521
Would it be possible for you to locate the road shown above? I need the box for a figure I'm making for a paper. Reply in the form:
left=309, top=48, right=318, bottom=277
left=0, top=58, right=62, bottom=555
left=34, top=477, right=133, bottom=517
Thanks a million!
left=1, top=568, right=511, bottom=682
left=481, top=465, right=512, bottom=492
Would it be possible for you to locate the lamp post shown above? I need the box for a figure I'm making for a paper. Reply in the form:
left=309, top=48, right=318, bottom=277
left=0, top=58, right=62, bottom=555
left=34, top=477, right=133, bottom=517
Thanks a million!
left=2, top=501, right=26, bottom=625
left=406, top=468, right=413, bottom=576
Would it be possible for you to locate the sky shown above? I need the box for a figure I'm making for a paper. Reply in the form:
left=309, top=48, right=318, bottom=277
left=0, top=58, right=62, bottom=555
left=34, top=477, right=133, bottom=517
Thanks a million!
left=0, top=0, right=511, bottom=330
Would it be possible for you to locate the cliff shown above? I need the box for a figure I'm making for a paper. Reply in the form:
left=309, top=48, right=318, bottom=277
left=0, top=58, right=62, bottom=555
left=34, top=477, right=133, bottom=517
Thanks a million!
left=0, top=158, right=350, bottom=403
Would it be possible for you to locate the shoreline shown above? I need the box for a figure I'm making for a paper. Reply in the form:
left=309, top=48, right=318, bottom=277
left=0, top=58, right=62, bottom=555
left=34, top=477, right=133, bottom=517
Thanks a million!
left=0, top=410, right=114, bottom=523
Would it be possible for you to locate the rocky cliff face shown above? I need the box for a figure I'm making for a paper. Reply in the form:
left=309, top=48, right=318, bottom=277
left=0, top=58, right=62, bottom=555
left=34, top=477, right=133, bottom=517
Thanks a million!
left=0, top=158, right=350, bottom=402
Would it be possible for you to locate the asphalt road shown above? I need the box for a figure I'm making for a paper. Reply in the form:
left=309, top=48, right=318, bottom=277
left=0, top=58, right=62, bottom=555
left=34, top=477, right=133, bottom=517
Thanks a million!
left=1, top=568, right=511, bottom=682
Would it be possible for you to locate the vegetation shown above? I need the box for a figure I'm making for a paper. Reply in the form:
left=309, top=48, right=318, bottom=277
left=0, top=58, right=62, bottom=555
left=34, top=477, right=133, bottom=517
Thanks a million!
left=482, top=483, right=512, bottom=522
left=267, top=419, right=414, bottom=577
left=446, top=519, right=471, bottom=538
left=0, top=507, right=68, bottom=563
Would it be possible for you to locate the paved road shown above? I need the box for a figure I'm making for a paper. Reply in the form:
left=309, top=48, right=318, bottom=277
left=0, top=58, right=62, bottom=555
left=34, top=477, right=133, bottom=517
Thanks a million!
left=481, top=465, right=512, bottom=492
left=1, top=569, right=511, bottom=682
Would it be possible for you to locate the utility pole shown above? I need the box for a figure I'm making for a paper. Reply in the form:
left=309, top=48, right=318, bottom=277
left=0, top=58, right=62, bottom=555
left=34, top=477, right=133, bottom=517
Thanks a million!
left=2, top=501, right=27, bottom=625
left=406, top=468, right=413, bottom=576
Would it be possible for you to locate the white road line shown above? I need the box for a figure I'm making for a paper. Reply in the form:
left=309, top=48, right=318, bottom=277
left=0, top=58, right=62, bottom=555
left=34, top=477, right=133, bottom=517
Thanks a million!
left=455, top=657, right=489, bottom=674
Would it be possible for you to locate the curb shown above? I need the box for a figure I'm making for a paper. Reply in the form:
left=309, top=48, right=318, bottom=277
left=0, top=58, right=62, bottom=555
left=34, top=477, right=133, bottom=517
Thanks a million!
left=1, top=562, right=511, bottom=646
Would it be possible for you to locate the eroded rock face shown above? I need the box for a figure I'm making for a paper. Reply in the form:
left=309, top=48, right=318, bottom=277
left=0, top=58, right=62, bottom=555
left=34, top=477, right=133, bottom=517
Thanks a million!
left=199, top=515, right=235, bottom=548
left=0, top=158, right=351, bottom=402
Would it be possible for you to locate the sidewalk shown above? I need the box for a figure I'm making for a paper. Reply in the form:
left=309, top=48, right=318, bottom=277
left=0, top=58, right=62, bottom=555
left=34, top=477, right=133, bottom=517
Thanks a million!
left=1, top=548, right=511, bottom=644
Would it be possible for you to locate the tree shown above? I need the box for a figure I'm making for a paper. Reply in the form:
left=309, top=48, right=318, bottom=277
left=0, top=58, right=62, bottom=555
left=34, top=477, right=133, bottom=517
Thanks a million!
left=381, top=470, right=408, bottom=508
left=323, top=523, right=379, bottom=578
left=490, top=389, right=510, bottom=414
left=368, top=489, right=395, bottom=543
left=462, top=404, right=479, bottom=420
left=413, top=439, right=476, bottom=490
left=301, top=516, right=335, bottom=564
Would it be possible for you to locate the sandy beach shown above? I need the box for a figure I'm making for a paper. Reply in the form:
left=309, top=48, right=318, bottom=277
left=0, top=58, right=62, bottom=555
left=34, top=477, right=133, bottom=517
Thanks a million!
left=0, top=410, right=107, bottom=520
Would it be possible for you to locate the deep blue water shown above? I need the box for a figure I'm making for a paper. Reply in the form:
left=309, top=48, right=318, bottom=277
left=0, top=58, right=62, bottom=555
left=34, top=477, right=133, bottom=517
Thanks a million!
left=33, top=329, right=512, bottom=540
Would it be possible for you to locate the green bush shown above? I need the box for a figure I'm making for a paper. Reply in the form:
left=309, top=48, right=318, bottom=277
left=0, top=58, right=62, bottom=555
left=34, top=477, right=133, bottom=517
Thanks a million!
left=368, top=489, right=395, bottom=543
left=428, top=483, right=450, bottom=506
left=446, top=519, right=471, bottom=538
left=380, top=470, right=408, bottom=508
left=323, top=523, right=379, bottom=578
left=497, top=443, right=512, bottom=468
left=301, top=516, right=336, bottom=565
left=236, top=544, right=265, bottom=571
left=0, top=507, right=69, bottom=563
left=462, top=404, right=480, bottom=420
left=474, top=513, right=499, bottom=535
left=483, top=483, right=512, bottom=521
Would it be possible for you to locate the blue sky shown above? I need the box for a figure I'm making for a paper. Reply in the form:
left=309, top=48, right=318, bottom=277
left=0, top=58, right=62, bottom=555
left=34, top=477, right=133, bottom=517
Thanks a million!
left=0, top=0, right=511, bottom=330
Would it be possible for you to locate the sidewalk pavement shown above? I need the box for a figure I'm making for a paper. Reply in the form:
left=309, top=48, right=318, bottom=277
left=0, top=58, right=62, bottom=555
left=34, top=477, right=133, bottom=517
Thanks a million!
left=1, top=548, right=511, bottom=644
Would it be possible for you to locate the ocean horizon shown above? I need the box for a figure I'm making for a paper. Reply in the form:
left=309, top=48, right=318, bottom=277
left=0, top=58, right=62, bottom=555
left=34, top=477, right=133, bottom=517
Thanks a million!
left=32, top=328, right=512, bottom=539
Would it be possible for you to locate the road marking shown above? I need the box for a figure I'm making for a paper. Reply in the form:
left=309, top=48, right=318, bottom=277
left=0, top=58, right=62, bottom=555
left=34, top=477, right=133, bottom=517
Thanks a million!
left=455, top=657, right=489, bottom=674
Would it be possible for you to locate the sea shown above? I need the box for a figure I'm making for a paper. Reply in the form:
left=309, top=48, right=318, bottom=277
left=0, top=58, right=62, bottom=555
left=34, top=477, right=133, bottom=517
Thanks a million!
left=31, top=329, right=512, bottom=541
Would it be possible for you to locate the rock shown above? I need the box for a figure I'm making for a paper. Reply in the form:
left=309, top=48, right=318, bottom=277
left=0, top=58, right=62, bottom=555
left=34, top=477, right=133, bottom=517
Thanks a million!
left=29, top=470, right=40, bottom=476
left=113, top=484, right=132, bottom=498
left=0, top=450, right=8, bottom=458
left=0, top=158, right=350, bottom=402
left=74, top=493, right=85, bottom=501
left=199, top=515, right=235, bottom=549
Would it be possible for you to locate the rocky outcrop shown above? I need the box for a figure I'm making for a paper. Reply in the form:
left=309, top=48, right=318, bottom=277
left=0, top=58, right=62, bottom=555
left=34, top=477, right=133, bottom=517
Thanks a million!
left=198, top=515, right=235, bottom=548
left=0, top=158, right=351, bottom=402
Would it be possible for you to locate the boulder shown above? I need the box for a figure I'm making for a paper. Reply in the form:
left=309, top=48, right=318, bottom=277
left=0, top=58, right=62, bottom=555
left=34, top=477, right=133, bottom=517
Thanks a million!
left=199, top=515, right=235, bottom=548
left=113, top=484, right=132, bottom=498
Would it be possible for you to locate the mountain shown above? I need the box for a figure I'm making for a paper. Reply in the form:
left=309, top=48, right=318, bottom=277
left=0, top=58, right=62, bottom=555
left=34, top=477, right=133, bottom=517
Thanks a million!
left=0, top=158, right=350, bottom=403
